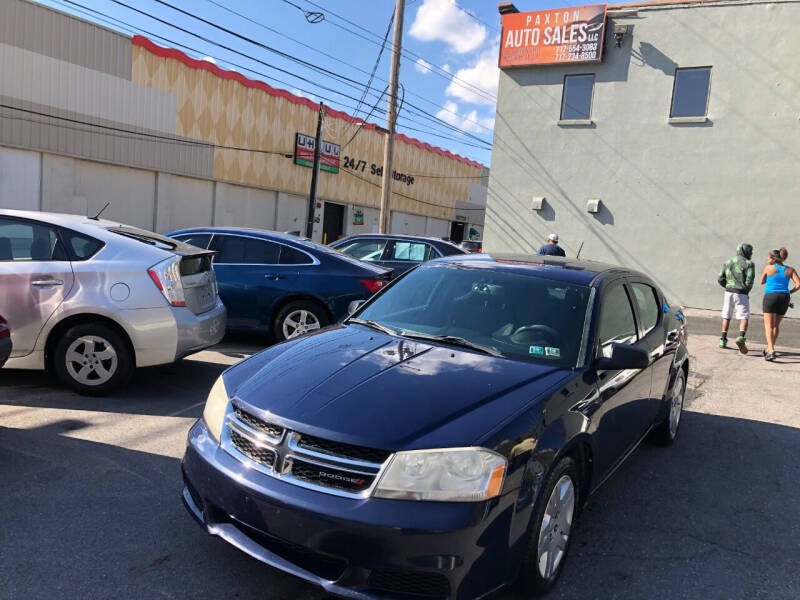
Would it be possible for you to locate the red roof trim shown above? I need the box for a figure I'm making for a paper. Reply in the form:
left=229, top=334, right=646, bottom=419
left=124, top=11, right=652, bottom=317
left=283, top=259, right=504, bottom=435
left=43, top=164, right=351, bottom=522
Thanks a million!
left=132, top=36, right=484, bottom=169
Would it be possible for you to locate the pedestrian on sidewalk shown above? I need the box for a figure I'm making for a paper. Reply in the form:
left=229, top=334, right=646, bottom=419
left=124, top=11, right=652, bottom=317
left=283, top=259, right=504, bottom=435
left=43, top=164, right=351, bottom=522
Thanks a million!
left=761, top=247, right=800, bottom=361
left=717, top=243, right=755, bottom=353
left=537, top=233, right=566, bottom=257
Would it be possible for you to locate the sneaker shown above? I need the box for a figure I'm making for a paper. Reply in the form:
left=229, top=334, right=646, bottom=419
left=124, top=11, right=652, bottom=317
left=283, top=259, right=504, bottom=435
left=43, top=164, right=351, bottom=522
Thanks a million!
left=735, top=337, right=748, bottom=355
left=718, top=338, right=727, bottom=349
left=762, top=348, right=767, bottom=357
left=765, top=351, right=776, bottom=362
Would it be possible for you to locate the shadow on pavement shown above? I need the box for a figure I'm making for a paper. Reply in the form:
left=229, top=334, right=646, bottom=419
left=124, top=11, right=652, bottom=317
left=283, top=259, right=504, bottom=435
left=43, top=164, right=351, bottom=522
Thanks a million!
left=0, top=358, right=228, bottom=418
left=0, top=333, right=267, bottom=418
left=2, top=409, right=799, bottom=600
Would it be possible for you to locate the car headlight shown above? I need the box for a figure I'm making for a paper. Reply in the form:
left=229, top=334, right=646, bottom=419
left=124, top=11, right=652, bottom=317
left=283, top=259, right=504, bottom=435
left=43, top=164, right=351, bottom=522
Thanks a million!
left=373, top=448, right=506, bottom=502
left=203, top=376, right=229, bottom=442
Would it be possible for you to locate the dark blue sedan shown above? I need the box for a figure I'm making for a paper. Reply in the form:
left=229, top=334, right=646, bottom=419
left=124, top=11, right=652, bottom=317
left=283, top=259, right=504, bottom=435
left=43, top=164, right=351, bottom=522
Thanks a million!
left=167, top=228, right=390, bottom=341
left=182, top=253, right=689, bottom=599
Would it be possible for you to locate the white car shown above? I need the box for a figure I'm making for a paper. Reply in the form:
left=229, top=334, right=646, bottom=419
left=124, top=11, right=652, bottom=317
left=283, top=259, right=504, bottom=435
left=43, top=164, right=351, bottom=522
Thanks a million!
left=0, top=209, right=226, bottom=395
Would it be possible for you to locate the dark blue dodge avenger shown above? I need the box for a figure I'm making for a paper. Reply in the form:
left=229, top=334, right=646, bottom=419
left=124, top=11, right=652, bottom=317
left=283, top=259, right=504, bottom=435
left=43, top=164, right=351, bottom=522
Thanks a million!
left=181, top=254, right=689, bottom=599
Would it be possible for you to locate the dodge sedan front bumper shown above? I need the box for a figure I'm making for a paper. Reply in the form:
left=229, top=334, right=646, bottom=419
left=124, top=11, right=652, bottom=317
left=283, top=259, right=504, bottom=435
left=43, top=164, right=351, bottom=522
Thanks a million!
left=181, top=419, right=520, bottom=600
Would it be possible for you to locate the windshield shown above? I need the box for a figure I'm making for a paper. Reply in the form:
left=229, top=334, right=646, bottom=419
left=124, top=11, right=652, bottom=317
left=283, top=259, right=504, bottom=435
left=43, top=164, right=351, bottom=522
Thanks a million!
left=354, top=263, right=591, bottom=366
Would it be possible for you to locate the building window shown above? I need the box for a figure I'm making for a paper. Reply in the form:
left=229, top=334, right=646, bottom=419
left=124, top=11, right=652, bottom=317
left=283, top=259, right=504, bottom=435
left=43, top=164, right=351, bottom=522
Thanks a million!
left=670, top=67, right=711, bottom=118
left=560, top=74, right=595, bottom=121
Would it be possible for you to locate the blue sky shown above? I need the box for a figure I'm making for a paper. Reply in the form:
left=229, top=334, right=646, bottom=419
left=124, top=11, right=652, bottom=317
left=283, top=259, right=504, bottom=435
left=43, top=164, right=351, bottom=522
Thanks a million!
left=37, top=0, right=585, bottom=167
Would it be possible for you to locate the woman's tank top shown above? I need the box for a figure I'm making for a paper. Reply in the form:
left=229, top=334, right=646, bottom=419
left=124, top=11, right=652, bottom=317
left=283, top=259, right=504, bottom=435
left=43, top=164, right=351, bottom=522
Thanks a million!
left=765, top=264, right=791, bottom=295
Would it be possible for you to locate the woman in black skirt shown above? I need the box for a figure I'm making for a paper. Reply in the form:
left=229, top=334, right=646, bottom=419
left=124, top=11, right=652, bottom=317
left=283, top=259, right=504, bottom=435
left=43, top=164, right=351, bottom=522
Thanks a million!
left=760, top=248, right=800, bottom=360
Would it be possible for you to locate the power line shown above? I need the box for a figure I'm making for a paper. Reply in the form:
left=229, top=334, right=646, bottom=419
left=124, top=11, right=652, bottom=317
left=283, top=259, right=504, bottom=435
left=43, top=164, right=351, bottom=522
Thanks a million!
left=124, top=0, right=493, bottom=146
left=153, top=0, right=493, bottom=143
left=79, top=0, right=487, bottom=148
left=339, top=166, right=486, bottom=211
left=0, top=104, right=488, bottom=210
left=58, top=0, right=491, bottom=158
left=205, top=0, right=493, bottom=134
left=0, top=103, right=294, bottom=156
left=300, top=0, right=497, bottom=104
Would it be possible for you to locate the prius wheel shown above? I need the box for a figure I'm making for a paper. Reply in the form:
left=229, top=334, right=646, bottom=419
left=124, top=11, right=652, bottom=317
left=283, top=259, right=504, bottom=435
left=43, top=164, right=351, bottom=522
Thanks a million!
left=518, top=457, right=578, bottom=596
left=53, top=323, right=133, bottom=396
left=652, top=371, right=686, bottom=446
left=273, top=300, right=329, bottom=342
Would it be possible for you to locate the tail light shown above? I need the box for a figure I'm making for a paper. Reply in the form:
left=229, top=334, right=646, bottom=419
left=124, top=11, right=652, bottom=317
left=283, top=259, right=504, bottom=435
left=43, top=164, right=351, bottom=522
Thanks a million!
left=359, top=278, right=387, bottom=294
left=148, top=256, right=186, bottom=307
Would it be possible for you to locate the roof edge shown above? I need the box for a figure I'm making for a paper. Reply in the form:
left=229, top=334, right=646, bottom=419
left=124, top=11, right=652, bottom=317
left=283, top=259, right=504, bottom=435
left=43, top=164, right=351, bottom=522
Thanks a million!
left=132, top=35, right=484, bottom=170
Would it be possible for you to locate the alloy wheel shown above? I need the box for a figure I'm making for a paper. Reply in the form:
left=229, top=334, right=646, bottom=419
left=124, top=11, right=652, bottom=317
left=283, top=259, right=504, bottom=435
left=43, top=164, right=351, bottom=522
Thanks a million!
left=65, top=336, right=118, bottom=386
left=537, top=474, right=575, bottom=580
left=282, top=309, right=321, bottom=339
left=669, top=376, right=685, bottom=438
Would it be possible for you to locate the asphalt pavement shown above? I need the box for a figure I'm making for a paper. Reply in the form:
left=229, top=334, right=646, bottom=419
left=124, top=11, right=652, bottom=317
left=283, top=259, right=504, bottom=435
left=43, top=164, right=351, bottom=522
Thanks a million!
left=1, top=331, right=799, bottom=600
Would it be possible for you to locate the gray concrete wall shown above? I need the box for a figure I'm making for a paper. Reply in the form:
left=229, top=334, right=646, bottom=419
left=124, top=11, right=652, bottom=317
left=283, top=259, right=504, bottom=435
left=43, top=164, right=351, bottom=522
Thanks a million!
left=485, top=0, right=800, bottom=309
left=275, top=192, right=308, bottom=234
left=155, top=174, right=214, bottom=233
left=42, top=154, right=156, bottom=229
left=215, top=183, right=277, bottom=231
left=0, top=146, right=39, bottom=210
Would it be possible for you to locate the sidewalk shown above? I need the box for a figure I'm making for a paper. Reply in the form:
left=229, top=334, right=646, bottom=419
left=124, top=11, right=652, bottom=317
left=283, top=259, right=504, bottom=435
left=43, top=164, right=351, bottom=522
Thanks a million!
left=683, top=307, right=800, bottom=350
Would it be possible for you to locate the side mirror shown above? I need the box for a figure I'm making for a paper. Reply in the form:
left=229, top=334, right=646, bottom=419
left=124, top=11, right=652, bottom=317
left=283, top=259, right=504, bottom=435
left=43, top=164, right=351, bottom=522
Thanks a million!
left=596, top=342, right=649, bottom=370
left=348, top=300, right=365, bottom=315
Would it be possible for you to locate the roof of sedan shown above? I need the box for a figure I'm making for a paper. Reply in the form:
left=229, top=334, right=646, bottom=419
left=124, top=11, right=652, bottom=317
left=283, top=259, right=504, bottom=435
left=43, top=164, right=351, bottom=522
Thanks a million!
left=334, top=233, right=461, bottom=246
left=169, top=226, right=311, bottom=244
left=434, top=252, right=628, bottom=285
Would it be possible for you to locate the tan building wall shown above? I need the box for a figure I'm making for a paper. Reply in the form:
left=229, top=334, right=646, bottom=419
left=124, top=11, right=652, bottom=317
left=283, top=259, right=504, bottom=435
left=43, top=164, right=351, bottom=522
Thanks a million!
left=131, top=37, right=483, bottom=222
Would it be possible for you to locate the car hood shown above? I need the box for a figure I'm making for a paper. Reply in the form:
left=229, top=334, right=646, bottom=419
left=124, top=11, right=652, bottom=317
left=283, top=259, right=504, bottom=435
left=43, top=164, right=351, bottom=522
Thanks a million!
left=224, top=325, right=570, bottom=450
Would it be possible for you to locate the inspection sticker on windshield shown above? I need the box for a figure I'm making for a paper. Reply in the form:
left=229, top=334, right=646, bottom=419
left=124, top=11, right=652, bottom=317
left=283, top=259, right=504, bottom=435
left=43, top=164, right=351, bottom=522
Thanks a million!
left=529, top=345, right=545, bottom=356
left=545, top=347, right=561, bottom=358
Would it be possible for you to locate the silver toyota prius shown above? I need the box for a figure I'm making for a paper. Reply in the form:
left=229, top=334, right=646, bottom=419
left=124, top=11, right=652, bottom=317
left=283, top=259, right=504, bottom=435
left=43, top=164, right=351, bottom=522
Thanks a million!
left=0, top=209, right=226, bottom=395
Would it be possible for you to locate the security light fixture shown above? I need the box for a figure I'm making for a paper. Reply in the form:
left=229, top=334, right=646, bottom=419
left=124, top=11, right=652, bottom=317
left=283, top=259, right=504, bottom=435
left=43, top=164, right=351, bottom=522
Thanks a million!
left=531, top=197, right=545, bottom=211
left=614, top=24, right=628, bottom=47
left=587, top=199, right=602, bottom=213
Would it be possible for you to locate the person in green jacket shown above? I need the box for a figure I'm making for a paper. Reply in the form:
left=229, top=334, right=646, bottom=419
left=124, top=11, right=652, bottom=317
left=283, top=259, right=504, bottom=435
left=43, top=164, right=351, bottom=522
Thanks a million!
left=717, top=243, right=755, bottom=353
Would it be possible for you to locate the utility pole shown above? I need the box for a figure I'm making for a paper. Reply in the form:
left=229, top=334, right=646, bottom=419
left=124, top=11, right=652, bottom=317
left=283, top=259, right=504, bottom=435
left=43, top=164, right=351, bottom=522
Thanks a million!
left=378, top=0, right=405, bottom=234
left=306, top=102, right=325, bottom=239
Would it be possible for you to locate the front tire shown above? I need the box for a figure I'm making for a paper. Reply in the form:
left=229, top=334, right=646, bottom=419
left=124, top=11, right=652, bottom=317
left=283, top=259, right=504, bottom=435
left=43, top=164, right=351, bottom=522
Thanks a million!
left=272, top=300, right=329, bottom=342
left=651, top=370, right=686, bottom=446
left=518, top=457, right=579, bottom=596
left=53, top=323, right=133, bottom=396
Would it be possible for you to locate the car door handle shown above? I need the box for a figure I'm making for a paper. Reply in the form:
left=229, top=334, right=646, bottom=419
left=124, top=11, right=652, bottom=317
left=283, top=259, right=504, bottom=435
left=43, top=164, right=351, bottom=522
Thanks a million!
left=31, top=279, right=64, bottom=287
left=265, top=273, right=283, bottom=280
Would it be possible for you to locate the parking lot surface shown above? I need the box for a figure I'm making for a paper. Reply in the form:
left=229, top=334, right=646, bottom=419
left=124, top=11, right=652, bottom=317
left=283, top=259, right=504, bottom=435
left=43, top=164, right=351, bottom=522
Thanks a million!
left=2, top=328, right=799, bottom=600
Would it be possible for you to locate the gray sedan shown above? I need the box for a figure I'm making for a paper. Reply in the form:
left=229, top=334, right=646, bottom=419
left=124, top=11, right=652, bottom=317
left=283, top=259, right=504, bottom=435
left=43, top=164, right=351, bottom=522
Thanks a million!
left=0, top=209, right=226, bottom=395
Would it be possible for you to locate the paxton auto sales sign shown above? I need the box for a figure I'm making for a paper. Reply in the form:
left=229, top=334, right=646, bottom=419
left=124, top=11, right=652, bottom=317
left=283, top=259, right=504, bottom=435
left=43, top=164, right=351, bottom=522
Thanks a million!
left=499, top=4, right=607, bottom=67
left=295, top=133, right=340, bottom=174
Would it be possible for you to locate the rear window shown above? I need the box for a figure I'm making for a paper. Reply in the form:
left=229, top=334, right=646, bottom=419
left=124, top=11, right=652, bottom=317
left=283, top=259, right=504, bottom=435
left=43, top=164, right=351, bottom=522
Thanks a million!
left=59, top=228, right=104, bottom=261
left=215, top=235, right=281, bottom=264
left=279, top=245, right=314, bottom=265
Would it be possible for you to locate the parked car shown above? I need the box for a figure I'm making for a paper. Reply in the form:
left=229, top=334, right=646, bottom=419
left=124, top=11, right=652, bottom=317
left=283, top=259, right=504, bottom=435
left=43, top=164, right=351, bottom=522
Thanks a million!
left=330, top=233, right=464, bottom=276
left=181, top=253, right=688, bottom=599
left=167, top=228, right=391, bottom=341
left=0, top=315, right=11, bottom=368
left=0, top=209, right=226, bottom=395
left=459, top=240, right=483, bottom=253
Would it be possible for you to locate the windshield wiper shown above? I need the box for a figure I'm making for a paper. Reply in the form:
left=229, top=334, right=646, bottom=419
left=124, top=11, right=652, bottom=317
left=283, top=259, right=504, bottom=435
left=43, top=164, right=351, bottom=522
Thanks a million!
left=399, top=331, right=503, bottom=357
left=347, top=318, right=399, bottom=336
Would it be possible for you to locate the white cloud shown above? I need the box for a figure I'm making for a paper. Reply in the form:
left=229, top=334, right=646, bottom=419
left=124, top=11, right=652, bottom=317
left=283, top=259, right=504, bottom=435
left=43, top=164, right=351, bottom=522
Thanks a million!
left=409, top=0, right=487, bottom=54
left=414, top=57, right=433, bottom=74
left=435, top=101, right=494, bottom=133
left=292, top=88, right=317, bottom=102
left=445, top=46, right=499, bottom=106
